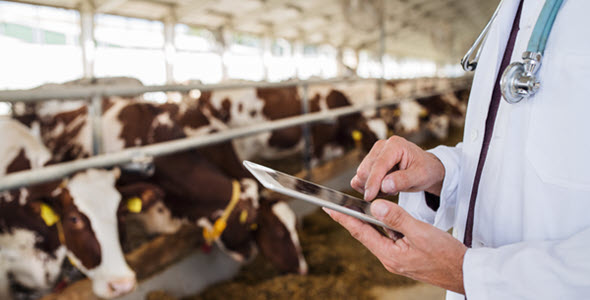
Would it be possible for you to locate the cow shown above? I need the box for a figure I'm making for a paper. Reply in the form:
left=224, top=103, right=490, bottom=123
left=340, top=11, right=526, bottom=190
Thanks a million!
left=0, top=119, right=138, bottom=299
left=13, top=94, right=308, bottom=275
left=380, top=78, right=470, bottom=141
left=175, top=81, right=387, bottom=165
left=104, top=99, right=307, bottom=273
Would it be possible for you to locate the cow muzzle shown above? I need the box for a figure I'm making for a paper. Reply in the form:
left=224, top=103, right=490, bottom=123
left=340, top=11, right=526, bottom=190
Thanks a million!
left=94, top=275, right=136, bottom=298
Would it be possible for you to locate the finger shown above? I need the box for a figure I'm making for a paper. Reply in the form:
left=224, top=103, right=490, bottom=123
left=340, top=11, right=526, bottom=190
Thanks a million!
left=364, top=139, right=404, bottom=200
left=395, top=236, right=411, bottom=252
left=380, top=168, right=420, bottom=194
left=325, top=208, right=399, bottom=257
left=350, top=175, right=364, bottom=194
left=355, top=140, right=386, bottom=184
left=370, top=200, right=421, bottom=235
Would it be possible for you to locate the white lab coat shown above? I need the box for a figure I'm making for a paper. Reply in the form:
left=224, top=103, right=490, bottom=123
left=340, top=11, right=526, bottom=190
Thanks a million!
left=399, top=0, right=590, bottom=299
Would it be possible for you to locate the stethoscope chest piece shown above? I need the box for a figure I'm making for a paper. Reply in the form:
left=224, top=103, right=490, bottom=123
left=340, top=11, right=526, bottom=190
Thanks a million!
left=464, top=0, right=564, bottom=104
left=500, top=51, right=542, bottom=104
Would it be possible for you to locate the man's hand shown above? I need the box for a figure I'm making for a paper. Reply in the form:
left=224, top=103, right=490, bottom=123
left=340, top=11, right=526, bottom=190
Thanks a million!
left=351, top=136, right=445, bottom=200
left=325, top=200, right=467, bottom=294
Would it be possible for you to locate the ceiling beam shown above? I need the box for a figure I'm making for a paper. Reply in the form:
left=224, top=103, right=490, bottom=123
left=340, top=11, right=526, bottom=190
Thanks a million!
left=175, top=0, right=213, bottom=20
left=95, top=0, right=128, bottom=13
left=230, top=0, right=299, bottom=25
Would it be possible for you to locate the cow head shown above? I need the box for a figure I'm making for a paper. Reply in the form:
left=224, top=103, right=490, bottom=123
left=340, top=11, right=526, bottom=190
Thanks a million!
left=324, top=90, right=386, bottom=154
left=393, top=100, right=427, bottom=134
left=116, top=182, right=182, bottom=235
left=42, top=168, right=136, bottom=298
left=254, top=198, right=308, bottom=275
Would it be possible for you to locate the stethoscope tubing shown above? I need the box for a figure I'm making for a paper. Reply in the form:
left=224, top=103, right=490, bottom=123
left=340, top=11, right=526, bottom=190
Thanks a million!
left=528, top=0, right=564, bottom=54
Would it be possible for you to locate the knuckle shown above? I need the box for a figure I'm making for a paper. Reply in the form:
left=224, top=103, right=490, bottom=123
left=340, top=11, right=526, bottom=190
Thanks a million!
left=374, top=139, right=385, bottom=149
left=356, top=167, right=369, bottom=180
left=394, top=173, right=408, bottom=189
left=387, top=135, right=399, bottom=143
left=387, top=206, right=406, bottom=229
left=388, top=135, right=406, bottom=145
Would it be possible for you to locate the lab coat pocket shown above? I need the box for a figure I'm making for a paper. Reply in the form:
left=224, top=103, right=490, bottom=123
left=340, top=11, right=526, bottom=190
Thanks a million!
left=526, top=53, right=590, bottom=191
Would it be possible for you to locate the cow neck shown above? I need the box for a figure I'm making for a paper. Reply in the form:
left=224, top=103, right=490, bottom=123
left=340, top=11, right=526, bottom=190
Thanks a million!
left=153, top=153, right=234, bottom=219
left=463, top=0, right=523, bottom=248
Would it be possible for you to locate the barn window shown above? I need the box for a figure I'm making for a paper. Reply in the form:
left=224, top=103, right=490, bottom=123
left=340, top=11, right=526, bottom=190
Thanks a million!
left=224, top=32, right=265, bottom=81
left=0, top=1, right=82, bottom=89
left=174, top=24, right=222, bottom=83
left=94, top=14, right=166, bottom=85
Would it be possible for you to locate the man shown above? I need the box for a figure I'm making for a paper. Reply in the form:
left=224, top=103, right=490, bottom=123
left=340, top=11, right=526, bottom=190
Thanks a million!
left=325, top=0, right=590, bottom=299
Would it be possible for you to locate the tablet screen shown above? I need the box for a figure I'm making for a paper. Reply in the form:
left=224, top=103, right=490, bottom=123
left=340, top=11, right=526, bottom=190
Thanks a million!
left=244, top=160, right=403, bottom=239
left=267, top=167, right=372, bottom=215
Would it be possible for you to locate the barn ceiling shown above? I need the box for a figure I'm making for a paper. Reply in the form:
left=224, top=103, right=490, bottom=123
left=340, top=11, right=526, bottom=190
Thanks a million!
left=8, top=0, right=499, bottom=63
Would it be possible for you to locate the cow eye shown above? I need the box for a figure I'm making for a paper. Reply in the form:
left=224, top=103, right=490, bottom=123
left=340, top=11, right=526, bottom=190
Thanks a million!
left=67, top=213, right=85, bottom=230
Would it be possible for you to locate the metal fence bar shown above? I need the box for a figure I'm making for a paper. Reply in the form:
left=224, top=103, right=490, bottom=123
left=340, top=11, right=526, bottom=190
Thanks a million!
left=300, top=83, right=312, bottom=178
left=0, top=86, right=469, bottom=192
left=0, top=97, right=391, bottom=191
left=0, top=77, right=379, bottom=102
left=89, top=95, right=103, bottom=155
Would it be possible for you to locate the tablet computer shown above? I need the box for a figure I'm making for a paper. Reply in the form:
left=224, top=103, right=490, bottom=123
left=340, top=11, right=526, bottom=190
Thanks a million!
left=243, top=160, right=403, bottom=239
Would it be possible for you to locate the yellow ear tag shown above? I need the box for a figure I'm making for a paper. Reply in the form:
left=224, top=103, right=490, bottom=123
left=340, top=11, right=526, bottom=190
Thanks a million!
left=419, top=108, right=428, bottom=118
left=127, top=197, right=142, bottom=213
left=393, top=108, right=401, bottom=117
left=239, top=210, right=248, bottom=224
left=352, top=130, right=363, bottom=142
left=40, top=203, right=60, bottom=227
left=68, top=256, right=77, bottom=268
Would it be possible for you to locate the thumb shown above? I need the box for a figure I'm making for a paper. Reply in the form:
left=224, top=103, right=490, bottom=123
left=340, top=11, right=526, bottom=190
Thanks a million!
left=380, top=168, right=419, bottom=194
left=370, top=200, right=416, bottom=234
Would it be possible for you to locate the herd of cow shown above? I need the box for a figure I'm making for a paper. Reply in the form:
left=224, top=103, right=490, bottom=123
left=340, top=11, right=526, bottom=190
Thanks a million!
left=0, top=76, right=470, bottom=299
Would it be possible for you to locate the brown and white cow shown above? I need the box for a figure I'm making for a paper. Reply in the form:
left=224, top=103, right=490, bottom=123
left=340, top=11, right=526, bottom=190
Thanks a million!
left=13, top=95, right=308, bottom=275
left=0, top=119, right=136, bottom=299
left=104, top=98, right=307, bottom=274
left=175, top=81, right=387, bottom=165
left=380, top=77, right=470, bottom=141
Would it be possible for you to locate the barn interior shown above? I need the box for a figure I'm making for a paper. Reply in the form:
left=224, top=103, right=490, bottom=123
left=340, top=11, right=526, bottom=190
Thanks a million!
left=0, top=0, right=497, bottom=299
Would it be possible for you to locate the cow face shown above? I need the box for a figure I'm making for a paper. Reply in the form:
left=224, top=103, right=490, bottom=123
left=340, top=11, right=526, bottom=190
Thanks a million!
left=49, top=169, right=136, bottom=298
left=117, top=182, right=183, bottom=235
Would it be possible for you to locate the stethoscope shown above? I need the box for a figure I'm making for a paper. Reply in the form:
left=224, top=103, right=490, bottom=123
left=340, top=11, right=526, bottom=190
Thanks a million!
left=461, top=0, right=564, bottom=104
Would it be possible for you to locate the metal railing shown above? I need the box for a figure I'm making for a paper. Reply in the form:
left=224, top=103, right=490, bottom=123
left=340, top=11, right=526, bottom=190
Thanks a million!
left=0, top=77, right=379, bottom=102
left=0, top=77, right=471, bottom=191
left=0, top=77, right=382, bottom=156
